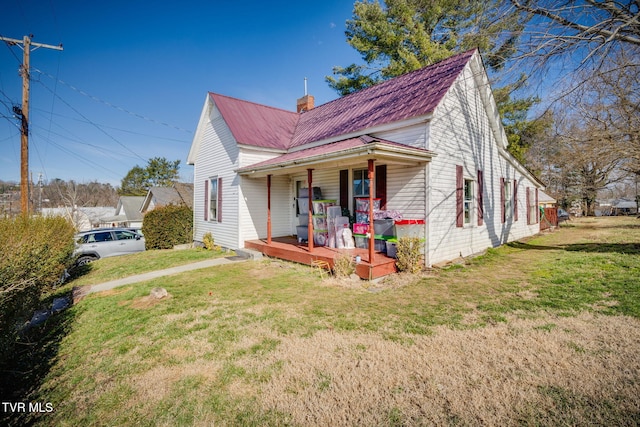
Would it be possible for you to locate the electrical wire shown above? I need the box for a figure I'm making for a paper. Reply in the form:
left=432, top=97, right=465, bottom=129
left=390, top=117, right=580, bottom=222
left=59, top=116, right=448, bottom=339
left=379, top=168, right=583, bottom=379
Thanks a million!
left=32, top=68, right=193, bottom=134
left=35, top=79, right=147, bottom=162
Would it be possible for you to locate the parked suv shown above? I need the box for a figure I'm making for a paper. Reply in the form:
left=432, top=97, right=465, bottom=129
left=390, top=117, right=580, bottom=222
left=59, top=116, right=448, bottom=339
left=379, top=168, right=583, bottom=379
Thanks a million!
left=74, top=228, right=145, bottom=265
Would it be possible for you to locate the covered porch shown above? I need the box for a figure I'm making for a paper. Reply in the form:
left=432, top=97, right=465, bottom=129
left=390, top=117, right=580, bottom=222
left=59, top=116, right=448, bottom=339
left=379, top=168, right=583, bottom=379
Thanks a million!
left=238, top=136, right=434, bottom=280
left=245, top=236, right=397, bottom=280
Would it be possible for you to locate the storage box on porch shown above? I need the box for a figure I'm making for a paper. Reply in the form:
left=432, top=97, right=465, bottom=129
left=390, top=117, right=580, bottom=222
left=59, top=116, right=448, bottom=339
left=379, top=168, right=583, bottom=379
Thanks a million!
left=355, top=198, right=381, bottom=212
left=353, top=234, right=388, bottom=252
left=296, top=225, right=308, bottom=243
left=313, top=230, right=329, bottom=246
left=394, top=219, right=425, bottom=239
left=312, top=215, right=327, bottom=229
left=312, top=200, right=335, bottom=215
left=353, top=223, right=369, bottom=234
left=297, top=198, right=309, bottom=214
left=373, top=219, right=395, bottom=237
left=298, top=187, right=322, bottom=199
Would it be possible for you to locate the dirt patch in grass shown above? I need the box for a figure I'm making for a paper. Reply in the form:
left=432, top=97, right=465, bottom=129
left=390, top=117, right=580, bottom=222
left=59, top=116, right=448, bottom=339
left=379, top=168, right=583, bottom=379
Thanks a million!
left=252, top=312, right=640, bottom=426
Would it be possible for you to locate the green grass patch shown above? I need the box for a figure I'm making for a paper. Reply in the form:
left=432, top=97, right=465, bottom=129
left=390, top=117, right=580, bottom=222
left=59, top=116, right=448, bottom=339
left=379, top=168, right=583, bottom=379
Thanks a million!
left=6, top=216, right=639, bottom=426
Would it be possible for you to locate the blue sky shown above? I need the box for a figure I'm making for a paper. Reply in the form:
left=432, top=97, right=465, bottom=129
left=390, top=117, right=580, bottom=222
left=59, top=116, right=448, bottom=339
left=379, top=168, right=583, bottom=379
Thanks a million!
left=0, top=1, right=361, bottom=186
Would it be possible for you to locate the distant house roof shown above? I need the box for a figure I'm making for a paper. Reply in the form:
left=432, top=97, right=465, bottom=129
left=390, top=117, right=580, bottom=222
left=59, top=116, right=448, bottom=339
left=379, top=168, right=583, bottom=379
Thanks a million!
left=117, top=196, right=145, bottom=221
left=141, top=183, right=194, bottom=212
left=538, top=191, right=556, bottom=205
left=208, top=49, right=476, bottom=151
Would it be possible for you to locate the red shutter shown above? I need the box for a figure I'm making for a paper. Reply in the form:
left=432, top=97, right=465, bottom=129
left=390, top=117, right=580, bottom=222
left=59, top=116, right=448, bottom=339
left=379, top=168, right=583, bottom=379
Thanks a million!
left=536, top=188, right=540, bottom=224
left=375, top=164, right=387, bottom=210
left=477, top=170, right=484, bottom=226
left=500, top=177, right=505, bottom=223
left=513, top=180, right=518, bottom=221
left=456, top=165, right=463, bottom=228
left=217, top=177, right=223, bottom=222
left=526, top=187, right=531, bottom=224
left=339, top=169, right=349, bottom=211
left=204, top=179, right=209, bottom=221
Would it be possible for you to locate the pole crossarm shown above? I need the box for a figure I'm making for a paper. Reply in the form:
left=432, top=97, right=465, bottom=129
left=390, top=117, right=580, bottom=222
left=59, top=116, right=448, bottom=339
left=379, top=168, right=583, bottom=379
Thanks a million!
left=0, top=36, right=63, bottom=51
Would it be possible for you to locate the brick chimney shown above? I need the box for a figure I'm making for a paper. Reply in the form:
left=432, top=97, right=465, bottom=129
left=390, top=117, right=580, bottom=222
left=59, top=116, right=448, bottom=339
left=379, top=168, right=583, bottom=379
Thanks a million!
left=296, top=94, right=314, bottom=113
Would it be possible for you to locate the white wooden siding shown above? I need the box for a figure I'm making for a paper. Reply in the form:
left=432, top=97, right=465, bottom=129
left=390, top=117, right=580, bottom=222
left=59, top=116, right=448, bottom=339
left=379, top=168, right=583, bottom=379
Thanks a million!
left=374, top=122, right=429, bottom=149
left=239, top=174, right=290, bottom=241
left=427, top=61, right=540, bottom=265
left=192, top=103, right=241, bottom=249
left=386, top=164, right=426, bottom=218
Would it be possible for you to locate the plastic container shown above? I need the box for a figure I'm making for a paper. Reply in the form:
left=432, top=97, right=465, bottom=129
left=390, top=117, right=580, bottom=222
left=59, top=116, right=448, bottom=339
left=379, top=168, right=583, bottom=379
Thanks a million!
left=312, top=215, right=327, bottom=229
left=394, top=219, right=425, bottom=239
left=298, top=187, right=322, bottom=199
left=313, top=230, right=329, bottom=246
left=312, top=200, right=335, bottom=215
left=353, top=234, right=388, bottom=252
left=326, top=206, right=342, bottom=218
left=385, top=241, right=397, bottom=258
left=298, top=198, right=309, bottom=214
left=298, top=214, right=308, bottom=226
left=355, top=211, right=370, bottom=224
left=296, top=225, right=308, bottom=242
left=374, top=219, right=395, bottom=237
left=355, top=198, right=381, bottom=212
left=353, top=223, right=369, bottom=234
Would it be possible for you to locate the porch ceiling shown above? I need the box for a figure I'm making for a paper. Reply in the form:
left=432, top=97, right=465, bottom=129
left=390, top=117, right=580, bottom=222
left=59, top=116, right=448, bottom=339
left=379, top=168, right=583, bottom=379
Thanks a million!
left=237, top=136, right=435, bottom=178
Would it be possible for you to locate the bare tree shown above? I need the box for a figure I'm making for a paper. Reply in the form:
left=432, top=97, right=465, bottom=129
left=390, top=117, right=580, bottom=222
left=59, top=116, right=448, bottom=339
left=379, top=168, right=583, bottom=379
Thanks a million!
left=505, top=0, right=640, bottom=100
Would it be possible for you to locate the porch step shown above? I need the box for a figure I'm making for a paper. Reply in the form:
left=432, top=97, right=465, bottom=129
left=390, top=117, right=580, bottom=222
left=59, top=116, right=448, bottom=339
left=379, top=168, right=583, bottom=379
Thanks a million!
left=235, top=248, right=264, bottom=260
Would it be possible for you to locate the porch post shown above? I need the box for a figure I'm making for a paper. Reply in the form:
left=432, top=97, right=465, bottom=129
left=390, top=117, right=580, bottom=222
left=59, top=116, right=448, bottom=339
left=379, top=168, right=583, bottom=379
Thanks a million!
left=267, top=174, right=272, bottom=244
left=368, top=159, right=375, bottom=263
left=307, top=169, right=314, bottom=252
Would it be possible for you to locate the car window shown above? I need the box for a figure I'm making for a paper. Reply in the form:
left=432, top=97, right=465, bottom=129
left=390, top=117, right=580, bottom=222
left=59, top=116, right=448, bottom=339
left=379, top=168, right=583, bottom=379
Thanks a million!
left=114, top=230, right=138, bottom=240
left=93, top=232, right=114, bottom=242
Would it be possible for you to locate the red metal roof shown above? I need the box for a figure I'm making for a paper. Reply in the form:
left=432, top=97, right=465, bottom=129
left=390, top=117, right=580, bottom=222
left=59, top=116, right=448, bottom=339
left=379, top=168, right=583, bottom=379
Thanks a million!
left=209, top=50, right=475, bottom=150
left=210, top=93, right=298, bottom=150
left=291, top=50, right=476, bottom=147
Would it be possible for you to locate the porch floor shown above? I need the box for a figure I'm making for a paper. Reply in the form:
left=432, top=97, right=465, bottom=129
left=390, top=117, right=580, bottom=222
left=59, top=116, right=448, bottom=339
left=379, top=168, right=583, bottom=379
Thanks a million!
left=244, top=236, right=397, bottom=280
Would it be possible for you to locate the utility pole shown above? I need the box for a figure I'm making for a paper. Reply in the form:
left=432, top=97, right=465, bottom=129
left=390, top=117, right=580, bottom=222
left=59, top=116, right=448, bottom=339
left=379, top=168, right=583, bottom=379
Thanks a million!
left=0, top=35, right=63, bottom=215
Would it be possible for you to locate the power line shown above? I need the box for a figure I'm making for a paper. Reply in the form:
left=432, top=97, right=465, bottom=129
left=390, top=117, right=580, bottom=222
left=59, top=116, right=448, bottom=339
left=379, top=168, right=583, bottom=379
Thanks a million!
left=35, top=79, right=147, bottom=162
left=32, top=68, right=193, bottom=134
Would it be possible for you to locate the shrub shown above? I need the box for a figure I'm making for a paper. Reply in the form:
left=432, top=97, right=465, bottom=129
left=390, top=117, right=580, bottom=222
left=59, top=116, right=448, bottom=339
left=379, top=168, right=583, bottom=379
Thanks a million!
left=333, top=253, right=355, bottom=278
left=0, top=215, right=75, bottom=361
left=142, top=204, right=193, bottom=249
left=395, top=237, right=424, bottom=274
left=202, top=232, right=220, bottom=251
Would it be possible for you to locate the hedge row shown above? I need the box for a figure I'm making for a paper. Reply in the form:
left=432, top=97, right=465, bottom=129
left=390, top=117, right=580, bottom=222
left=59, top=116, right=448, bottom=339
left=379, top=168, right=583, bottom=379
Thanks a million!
left=142, top=204, right=193, bottom=249
left=0, top=215, right=75, bottom=361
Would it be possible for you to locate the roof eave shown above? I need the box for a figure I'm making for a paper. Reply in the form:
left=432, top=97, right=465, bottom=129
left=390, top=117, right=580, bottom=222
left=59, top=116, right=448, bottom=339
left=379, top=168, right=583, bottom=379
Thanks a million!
left=237, top=142, right=435, bottom=178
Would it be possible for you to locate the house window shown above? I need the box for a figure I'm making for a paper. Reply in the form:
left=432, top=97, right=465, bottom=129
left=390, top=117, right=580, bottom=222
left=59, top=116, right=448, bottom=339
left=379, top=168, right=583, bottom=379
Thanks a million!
left=504, top=179, right=512, bottom=221
left=208, top=177, right=222, bottom=222
left=353, top=169, right=370, bottom=198
left=464, top=179, right=474, bottom=225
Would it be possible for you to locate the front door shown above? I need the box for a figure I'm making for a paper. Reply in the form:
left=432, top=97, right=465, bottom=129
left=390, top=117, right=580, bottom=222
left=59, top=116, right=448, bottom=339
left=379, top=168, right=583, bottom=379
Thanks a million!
left=292, top=178, right=308, bottom=236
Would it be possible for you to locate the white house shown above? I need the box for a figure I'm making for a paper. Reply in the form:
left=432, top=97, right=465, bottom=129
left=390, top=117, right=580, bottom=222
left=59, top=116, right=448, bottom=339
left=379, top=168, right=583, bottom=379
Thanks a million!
left=187, top=50, right=544, bottom=277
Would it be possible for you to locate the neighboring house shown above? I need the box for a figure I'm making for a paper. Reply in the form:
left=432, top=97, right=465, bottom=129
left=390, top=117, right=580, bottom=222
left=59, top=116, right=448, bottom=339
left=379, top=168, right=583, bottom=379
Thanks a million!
left=611, top=198, right=638, bottom=216
left=538, top=191, right=556, bottom=208
left=141, top=183, right=194, bottom=213
left=42, top=206, right=116, bottom=231
left=101, top=196, right=145, bottom=228
left=188, top=49, right=544, bottom=268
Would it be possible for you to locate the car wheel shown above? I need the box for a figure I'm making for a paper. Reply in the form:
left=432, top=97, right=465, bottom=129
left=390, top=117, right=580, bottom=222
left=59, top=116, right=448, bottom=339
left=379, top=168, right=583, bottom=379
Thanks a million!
left=76, top=255, right=97, bottom=266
